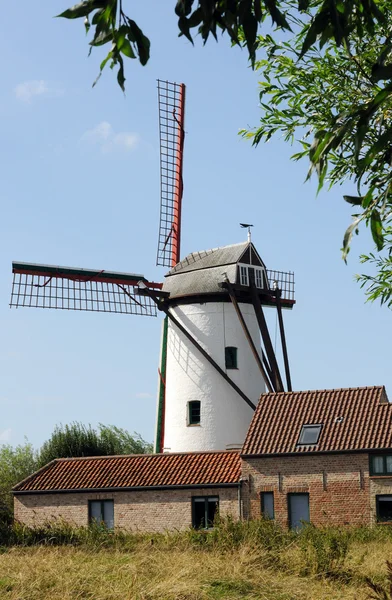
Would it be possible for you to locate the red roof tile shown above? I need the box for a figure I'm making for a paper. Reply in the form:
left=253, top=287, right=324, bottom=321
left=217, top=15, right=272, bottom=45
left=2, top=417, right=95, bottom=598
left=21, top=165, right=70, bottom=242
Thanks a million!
left=242, top=386, right=391, bottom=456
left=13, top=451, right=241, bottom=493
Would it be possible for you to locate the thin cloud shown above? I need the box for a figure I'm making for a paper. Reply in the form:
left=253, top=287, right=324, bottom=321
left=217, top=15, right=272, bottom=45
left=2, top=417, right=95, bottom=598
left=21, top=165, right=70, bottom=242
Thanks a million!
left=0, top=428, right=12, bottom=443
left=80, top=121, right=140, bottom=153
left=14, top=80, right=64, bottom=103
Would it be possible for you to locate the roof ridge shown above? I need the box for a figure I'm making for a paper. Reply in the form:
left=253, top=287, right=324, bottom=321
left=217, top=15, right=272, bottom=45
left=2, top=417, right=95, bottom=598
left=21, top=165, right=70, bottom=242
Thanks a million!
left=53, top=449, right=241, bottom=462
left=260, top=385, right=385, bottom=397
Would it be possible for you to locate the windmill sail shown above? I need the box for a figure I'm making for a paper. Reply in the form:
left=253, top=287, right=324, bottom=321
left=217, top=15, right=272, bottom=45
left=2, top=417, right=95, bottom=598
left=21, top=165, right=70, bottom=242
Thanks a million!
left=10, top=262, right=161, bottom=316
left=156, top=80, right=186, bottom=268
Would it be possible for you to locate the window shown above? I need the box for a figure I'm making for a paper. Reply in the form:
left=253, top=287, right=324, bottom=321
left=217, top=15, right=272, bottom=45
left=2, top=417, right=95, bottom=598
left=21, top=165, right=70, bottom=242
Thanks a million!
left=288, top=493, right=310, bottom=530
left=370, top=454, right=392, bottom=476
left=261, top=492, right=274, bottom=520
left=225, top=347, right=238, bottom=369
left=188, top=400, right=201, bottom=425
left=297, top=424, right=322, bottom=445
left=240, top=265, right=248, bottom=286
left=376, top=496, right=392, bottom=522
left=255, top=268, right=263, bottom=289
left=192, top=497, right=219, bottom=529
left=89, top=500, right=114, bottom=529
left=238, top=264, right=267, bottom=289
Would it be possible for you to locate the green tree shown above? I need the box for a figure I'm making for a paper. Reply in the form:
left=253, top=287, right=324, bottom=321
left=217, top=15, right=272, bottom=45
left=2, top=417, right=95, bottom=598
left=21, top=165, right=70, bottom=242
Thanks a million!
left=0, top=442, right=38, bottom=522
left=241, top=2, right=392, bottom=307
left=57, top=0, right=384, bottom=91
left=37, top=422, right=152, bottom=468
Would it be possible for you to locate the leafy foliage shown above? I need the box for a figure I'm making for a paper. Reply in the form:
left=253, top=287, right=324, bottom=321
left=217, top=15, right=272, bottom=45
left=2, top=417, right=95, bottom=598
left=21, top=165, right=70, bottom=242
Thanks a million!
left=37, top=422, right=152, bottom=467
left=0, top=424, right=152, bottom=522
left=57, top=0, right=385, bottom=90
left=0, top=443, right=38, bottom=523
left=241, top=2, right=392, bottom=306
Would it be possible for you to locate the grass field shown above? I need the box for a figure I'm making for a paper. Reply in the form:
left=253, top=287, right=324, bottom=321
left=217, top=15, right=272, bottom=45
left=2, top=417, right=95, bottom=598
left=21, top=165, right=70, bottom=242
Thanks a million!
left=0, top=520, right=391, bottom=599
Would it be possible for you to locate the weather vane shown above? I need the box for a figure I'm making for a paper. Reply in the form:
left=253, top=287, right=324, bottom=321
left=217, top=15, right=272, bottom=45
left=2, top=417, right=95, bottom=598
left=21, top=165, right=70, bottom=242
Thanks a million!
left=240, top=223, right=254, bottom=242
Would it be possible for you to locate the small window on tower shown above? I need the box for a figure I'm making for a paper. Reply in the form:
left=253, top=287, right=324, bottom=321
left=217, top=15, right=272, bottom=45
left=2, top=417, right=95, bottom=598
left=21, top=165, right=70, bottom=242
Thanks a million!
left=225, top=347, right=238, bottom=369
left=255, top=268, right=264, bottom=289
left=188, top=401, right=201, bottom=425
left=239, top=265, right=249, bottom=286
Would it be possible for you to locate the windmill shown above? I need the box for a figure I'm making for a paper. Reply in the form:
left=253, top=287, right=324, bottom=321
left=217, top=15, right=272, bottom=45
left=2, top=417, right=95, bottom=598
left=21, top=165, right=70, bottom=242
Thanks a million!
left=10, top=80, right=295, bottom=454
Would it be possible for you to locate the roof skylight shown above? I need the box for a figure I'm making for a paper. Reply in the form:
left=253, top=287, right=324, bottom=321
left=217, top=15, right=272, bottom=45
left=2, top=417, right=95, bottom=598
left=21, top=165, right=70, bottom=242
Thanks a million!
left=297, top=424, right=322, bottom=445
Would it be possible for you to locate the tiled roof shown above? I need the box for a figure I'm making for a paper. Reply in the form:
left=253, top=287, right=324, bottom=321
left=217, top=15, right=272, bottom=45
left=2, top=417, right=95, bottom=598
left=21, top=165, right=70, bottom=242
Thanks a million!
left=242, top=386, right=391, bottom=456
left=13, top=451, right=241, bottom=493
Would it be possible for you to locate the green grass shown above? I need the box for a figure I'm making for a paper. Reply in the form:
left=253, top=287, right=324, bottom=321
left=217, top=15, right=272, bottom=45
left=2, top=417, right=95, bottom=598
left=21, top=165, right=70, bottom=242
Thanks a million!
left=1, top=518, right=392, bottom=598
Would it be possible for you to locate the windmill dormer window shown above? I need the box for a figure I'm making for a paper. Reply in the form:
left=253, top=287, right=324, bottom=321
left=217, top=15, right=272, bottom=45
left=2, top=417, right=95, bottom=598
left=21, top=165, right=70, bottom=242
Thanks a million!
left=238, top=264, right=268, bottom=290
left=240, top=265, right=249, bottom=286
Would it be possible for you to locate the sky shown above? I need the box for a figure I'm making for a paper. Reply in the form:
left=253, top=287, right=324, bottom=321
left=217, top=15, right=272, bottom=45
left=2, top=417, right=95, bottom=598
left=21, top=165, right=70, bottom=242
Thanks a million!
left=0, top=1, right=390, bottom=450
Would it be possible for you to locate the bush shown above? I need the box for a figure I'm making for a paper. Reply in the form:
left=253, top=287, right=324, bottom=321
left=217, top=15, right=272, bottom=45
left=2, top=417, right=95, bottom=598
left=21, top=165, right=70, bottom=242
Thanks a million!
left=297, top=524, right=350, bottom=578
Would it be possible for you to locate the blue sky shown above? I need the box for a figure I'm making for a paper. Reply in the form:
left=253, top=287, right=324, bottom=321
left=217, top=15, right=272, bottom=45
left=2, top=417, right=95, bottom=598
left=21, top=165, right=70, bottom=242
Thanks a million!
left=0, top=1, right=389, bottom=449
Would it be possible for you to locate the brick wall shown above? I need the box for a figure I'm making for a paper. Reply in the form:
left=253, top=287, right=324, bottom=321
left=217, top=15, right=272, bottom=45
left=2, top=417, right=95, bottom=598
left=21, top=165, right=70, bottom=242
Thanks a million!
left=14, top=486, right=239, bottom=532
left=241, top=453, right=375, bottom=527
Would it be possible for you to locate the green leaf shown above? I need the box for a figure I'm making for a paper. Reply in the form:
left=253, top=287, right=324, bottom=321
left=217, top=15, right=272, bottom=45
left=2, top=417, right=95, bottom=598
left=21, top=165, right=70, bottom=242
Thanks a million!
left=342, top=217, right=361, bottom=261
left=57, top=0, right=104, bottom=19
left=370, top=209, right=384, bottom=250
left=84, top=16, right=90, bottom=34
left=371, top=64, right=392, bottom=82
left=119, top=38, right=136, bottom=58
left=117, top=55, right=126, bottom=92
left=90, top=30, right=113, bottom=47
left=343, top=195, right=363, bottom=206
left=127, top=19, right=151, bottom=66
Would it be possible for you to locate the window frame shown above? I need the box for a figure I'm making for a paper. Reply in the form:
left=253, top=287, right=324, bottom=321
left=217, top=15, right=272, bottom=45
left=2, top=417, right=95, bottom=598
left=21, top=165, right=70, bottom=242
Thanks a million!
left=297, top=424, right=323, bottom=446
left=188, top=400, right=201, bottom=426
left=287, top=492, right=310, bottom=530
left=239, top=265, right=249, bottom=286
left=376, top=495, right=392, bottom=522
left=369, top=454, right=392, bottom=476
left=238, top=263, right=267, bottom=289
left=225, top=346, right=238, bottom=370
left=88, top=499, right=114, bottom=529
left=191, top=496, right=219, bottom=529
left=260, top=492, right=275, bottom=520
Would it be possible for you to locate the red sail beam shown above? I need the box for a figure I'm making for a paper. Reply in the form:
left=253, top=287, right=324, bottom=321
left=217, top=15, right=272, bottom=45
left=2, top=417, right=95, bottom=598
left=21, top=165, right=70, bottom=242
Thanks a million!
left=156, top=80, right=186, bottom=268
left=12, top=262, right=162, bottom=290
left=10, top=262, right=162, bottom=316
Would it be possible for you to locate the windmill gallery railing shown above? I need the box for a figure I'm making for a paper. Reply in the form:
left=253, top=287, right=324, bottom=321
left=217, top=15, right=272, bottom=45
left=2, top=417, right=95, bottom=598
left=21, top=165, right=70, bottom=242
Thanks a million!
left=266, top=269, right=295, bottom=307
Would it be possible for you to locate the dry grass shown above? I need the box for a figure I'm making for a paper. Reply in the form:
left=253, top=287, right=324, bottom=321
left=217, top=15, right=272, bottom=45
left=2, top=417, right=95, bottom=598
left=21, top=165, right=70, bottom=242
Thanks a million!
left=1, top=520, right=392, bottom=599
left=0, top=538, right=390, bottom=600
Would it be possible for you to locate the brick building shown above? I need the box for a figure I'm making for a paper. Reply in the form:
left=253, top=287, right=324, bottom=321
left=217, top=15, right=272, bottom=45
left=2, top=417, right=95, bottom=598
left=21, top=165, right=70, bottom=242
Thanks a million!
left=13, top=386, right=392, bottom=531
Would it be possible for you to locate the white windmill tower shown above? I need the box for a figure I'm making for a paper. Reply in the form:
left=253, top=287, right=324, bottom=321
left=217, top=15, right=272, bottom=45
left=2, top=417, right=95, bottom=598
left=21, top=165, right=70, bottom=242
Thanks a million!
left=10, top=80, right=295, bottom=454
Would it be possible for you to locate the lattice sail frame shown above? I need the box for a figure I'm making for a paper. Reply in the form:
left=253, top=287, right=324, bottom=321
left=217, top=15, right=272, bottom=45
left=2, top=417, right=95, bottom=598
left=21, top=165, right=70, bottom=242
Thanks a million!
left=157, top=80, right=186, bottom=268
left=10, top=263, right=161, bottom=316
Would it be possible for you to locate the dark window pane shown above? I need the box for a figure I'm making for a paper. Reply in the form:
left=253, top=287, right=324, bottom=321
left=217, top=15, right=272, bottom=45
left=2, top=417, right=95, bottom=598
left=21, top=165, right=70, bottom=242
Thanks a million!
left=90, top=501, right=102, bottom=524
left=225, top=347, right=238, bottom=369
left=377, top=496, right=392, bottom=522
left=298, top=425, right=322, bottom=445
left=189, top=401, right=200, bottom=425
left=192, top=497, right=219, bottom=529
left=193, top=498, right=206, bottom=528
left=261, top=492, right=274, bottom=519
left=207, top=498, right=219, bottom=527
left=103, top=500, right=114, bottom=529
left=288, top=494, right=310, bottom=530
left=372, top=456, right=384, bottom=474
left=386, top=456, right=392, bottom=473
left=89, top=500, right=114, bottom=529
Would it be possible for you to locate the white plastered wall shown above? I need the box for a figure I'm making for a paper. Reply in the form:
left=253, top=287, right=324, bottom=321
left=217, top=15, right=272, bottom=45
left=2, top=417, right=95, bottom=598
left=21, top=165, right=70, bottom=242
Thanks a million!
left=163, top=301, right=265, bottom=452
